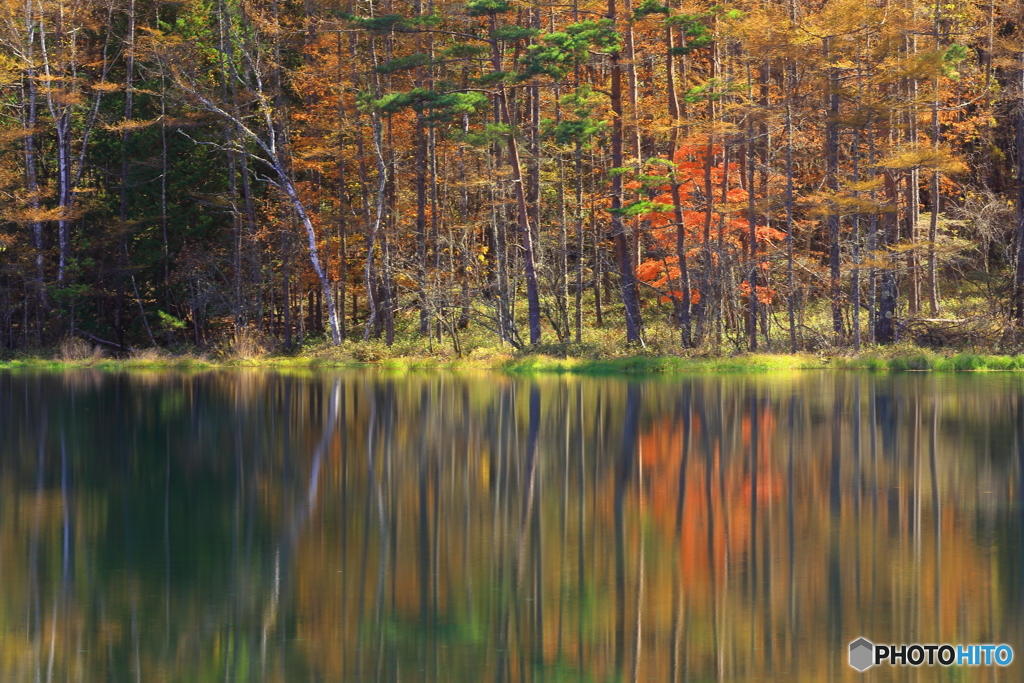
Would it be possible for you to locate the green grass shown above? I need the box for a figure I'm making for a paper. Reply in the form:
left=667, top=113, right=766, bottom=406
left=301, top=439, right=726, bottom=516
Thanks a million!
left=4, top=316, right=1024, bottom=376
left=0, top=348, right=842, bottom=375
left=498, top=353, right=826, bottom=375
left=830, top=351, right=1024, bottom=372
left=0, top=355, right=219, bottom=371
left=6, top=350, right=1024, bottom=375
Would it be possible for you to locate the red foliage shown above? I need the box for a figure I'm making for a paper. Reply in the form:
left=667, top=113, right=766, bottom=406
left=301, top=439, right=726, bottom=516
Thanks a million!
left=635, top=144, right=785, bottom=305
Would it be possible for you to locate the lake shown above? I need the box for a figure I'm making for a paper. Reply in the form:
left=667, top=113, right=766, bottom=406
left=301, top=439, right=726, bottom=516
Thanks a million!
left=1, top=369, right=1022, bottom=682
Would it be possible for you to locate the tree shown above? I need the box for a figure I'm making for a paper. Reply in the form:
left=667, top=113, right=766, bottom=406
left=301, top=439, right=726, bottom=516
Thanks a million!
left=160, top=0, right=343, bottom=345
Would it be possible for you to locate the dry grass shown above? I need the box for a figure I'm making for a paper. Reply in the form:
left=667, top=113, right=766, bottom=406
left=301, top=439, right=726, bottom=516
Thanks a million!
left=225, top=326, right=274, bottom=361
left=129, top=347, right=171, bottom=362
left=59, top=336, right=98, bottom=362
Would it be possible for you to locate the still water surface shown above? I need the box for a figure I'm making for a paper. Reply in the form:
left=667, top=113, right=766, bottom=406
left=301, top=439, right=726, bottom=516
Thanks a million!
left=1, top=370, right=1023, bottom=682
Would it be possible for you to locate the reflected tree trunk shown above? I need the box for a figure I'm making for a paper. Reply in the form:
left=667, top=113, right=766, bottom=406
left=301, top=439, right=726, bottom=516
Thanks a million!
left=615, top=383, right=640, bottom=677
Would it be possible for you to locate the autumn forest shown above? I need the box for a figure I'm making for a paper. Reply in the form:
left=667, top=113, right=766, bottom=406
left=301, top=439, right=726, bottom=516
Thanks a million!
left=1, top=0, right=1023, bottom=353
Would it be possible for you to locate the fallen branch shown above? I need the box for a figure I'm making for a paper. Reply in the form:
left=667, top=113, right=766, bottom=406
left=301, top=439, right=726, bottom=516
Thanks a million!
left=76, top=331, right=133, bottom=353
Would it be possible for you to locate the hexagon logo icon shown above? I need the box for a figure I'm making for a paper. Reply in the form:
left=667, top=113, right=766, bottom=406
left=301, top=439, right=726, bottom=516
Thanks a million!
left=849, top=638, right=874, bottom=672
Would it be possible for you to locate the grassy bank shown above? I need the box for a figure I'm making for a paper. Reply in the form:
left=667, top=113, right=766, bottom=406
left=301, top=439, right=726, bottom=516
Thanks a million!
left=4, top=342, right=1024, bottom=375
left=829, top=351, right=1024, bottom=372
left=0, top=349, right=823, bottom=374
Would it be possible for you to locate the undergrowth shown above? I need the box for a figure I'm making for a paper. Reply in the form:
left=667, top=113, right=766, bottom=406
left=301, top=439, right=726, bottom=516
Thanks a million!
left=4, top=294, right=1024, bottom=375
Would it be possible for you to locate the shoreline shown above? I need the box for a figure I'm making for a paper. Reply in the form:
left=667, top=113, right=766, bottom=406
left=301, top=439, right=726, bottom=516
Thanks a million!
left=3, top=349, right=1024, bottom=374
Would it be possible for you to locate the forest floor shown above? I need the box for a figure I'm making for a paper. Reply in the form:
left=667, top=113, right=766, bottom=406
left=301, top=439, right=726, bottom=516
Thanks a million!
left=6, top=280, right=1024, bottom=374
left=5, top=300, right=1024, bottom=374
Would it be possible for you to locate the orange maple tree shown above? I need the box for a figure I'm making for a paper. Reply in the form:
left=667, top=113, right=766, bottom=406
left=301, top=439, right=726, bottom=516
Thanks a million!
left=634, top=143, right=785, bottom=307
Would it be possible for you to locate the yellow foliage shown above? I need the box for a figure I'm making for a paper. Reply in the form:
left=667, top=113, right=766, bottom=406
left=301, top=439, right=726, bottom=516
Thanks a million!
left=103, top=117, right=160, bottom=133
left=876, top=144, right=967, bottom=174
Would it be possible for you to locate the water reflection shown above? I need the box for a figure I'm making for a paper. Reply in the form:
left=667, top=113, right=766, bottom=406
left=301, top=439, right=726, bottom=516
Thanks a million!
left=1, top=370, right=1023, bottom=682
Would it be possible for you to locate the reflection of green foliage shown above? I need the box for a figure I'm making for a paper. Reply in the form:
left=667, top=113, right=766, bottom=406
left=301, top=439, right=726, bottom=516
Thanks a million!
left=375, top=611, right=488, bottom=649
left=196, top=631, right=253, bottom=683
left=532, top=660, right=599, bottom=683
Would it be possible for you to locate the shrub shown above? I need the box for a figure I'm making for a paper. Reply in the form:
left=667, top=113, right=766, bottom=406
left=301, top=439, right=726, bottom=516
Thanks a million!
left=889, top=354, right=934, bottom=371
left=227, top=326, right=273, bottom=360
left=59, top=336, right=93, bottom=362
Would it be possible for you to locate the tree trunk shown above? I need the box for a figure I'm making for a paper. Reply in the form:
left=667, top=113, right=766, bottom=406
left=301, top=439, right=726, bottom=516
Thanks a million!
left=592, top=209, right=604, bottom=328
left=746, top=64, right=758, bottom=352
left=489, top=16, right=541, bottom=344
left=927, top=40, right=941, bottom=315
left=282, top=220, right=292, bottom=349
left=666, top=25, right=692, bottom=347
left=785, top=65, right=797, bottom=353
left=23, top=65, right=45, bottom=342
left=608, top=0, right=643, bottom=345
left=416, top=112, right=430, bottom=334
left=1015, top=58, right=1024, bottom=323
left=699, top=40, right=719, bottom=345
left=55, top=112, right=72, bottom=284
left=905, top=26, right=922, bottom=316
left=876, top=171, right=900, bottom=343
left=501, top=96, right=542, bottom=345
left=575, top=142, right=584, bottom=344
left=851, top=59, right=865, bottom=351
left=278, top=175, right=341, bottom=345
left=824, top=38, right=843, bottom=343
left=363, top=109, right=388, bottom=342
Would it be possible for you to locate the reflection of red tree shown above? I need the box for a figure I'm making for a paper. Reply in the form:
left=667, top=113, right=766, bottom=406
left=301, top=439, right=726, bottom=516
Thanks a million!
left=639, top=406, right=781, bottom=591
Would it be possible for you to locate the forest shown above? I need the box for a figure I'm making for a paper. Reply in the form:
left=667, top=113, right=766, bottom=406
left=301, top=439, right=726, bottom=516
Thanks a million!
left=0, top=0, right=1023, bottom=354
